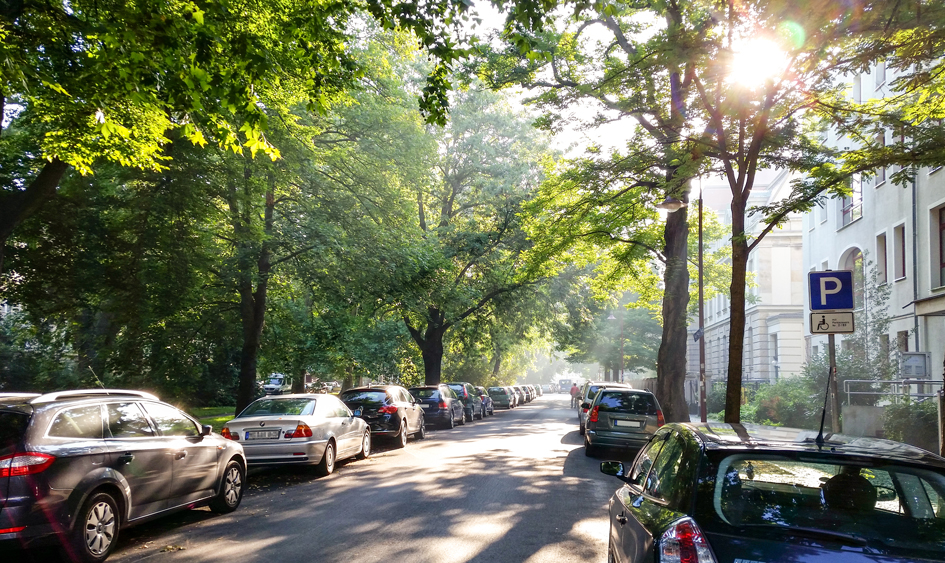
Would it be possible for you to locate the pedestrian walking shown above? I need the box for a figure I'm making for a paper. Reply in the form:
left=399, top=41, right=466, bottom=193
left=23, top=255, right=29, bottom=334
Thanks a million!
left=570, top=383, right=580, bottom=408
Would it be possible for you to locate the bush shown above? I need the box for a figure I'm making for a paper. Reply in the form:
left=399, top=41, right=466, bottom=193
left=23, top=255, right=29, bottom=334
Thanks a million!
left=740, top=378, right=821, bottom=430
left=884, top=400, right=940, bottom=453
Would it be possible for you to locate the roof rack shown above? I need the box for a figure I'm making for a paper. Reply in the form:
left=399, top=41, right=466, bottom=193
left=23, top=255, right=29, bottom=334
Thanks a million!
left=30, top=389, right=159, bottom=404
left=0, top=393, right=42, bottom=399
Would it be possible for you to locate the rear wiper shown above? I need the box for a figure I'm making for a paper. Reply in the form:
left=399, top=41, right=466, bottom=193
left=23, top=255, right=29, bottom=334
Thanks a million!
left=735, top=524, right=867, bottom=546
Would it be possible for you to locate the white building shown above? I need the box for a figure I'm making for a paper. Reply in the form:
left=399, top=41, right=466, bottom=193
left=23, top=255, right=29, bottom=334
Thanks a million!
left=686, top=170, right=807, bottom=402
left=802, top=62, right=945, bottom=383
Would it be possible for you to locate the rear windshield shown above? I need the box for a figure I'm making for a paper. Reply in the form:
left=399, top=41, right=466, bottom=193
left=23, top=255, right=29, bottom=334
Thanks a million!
left=410, top=389, right=439, bottom=399
left=339, top=390, right=387, bottom=405
left=488, top=387, right=506, bottom=394
left=239, top=398, right=316, bottom=417
left=446, top=384, right=465, bottom=395
left=695, top=452, right=945, bottom=553
left=0, top=411, right=29, bottom=457
left=597, top=392, right=657, bottom=415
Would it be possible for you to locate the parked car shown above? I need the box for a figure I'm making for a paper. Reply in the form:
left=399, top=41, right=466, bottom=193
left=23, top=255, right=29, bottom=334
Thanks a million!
left=0, top=389, right=246, bottom=563
left=600, top=422, right=945, bottom=563
left=532, top=384, right=542, bottom=397
left=578, top=381, right=632, bottom=435
left=408, top=385, right=465, bottom=429
left=262, top=373, right=292, bottom=395
left=475, top=386, right=495, bottom=416
left=339, top=385, right=425, bottom=448
left=221, top=393, right=369, bottom=476
left=487, top=386, right=515, bottom=409
left=517, top=385, right=532, bottom=403
left=445, top=382, right=484, bottom=422
left=583, top=388, right=663, bottom=456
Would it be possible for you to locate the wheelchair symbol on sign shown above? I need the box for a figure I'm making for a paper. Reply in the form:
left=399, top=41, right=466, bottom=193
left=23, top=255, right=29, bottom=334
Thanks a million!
left=816, top=316, right=830, bottom=331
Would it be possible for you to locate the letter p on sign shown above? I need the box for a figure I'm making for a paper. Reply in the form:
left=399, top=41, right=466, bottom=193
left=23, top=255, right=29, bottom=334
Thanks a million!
left=819, top=277, right=842, bottom=306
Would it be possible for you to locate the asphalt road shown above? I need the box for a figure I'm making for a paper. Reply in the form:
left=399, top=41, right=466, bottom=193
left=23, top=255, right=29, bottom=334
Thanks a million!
left=97, top=394, right=635, bottom=563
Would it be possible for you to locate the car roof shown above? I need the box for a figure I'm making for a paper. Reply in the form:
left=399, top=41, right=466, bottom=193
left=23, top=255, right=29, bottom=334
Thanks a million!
left=343, top=385, right=401, bottom=392
left=683, top=422, right=945, bottom=468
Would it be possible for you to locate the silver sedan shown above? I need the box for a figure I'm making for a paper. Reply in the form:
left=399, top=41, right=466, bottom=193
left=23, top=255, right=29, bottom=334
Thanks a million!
left=220, top=394, right=370, bottom=475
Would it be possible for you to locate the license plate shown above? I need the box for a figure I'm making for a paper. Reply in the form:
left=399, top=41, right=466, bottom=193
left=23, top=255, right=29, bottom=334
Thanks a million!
left=245, top=430, right=281, bottom=440
left=422, top=404, right=434, bottom=409
left=614, top=420, right=642, bottom=428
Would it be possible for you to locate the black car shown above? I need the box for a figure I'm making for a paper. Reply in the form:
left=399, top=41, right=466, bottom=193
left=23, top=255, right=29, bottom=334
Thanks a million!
left=339, top=385, right=425, bottom=448
left=408, top=385, right=465, bottom=429
left=475, top=386, right=495, bottom=416
left=0, top=389, right=246, bottom=562
left=601, top=422, right=945, bottom=563
left=445, top=383, right=484, bottom=422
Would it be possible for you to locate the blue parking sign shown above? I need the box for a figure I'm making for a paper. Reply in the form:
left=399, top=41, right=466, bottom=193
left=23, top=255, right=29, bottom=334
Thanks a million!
left=809, top=271, right=854, bottom=311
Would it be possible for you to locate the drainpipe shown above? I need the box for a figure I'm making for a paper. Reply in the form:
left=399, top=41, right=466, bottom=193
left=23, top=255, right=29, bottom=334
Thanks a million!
left=912, top=172, right=920, bottom=348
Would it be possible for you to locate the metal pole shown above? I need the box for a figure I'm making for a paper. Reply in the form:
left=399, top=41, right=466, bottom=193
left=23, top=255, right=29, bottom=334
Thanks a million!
left=699, top=189, right=707, bottom=423
left=828, top=333, right=841, bottom=432
left=938, top=389, right=945, bottom=457
left=619, top=315, right=624, bottom=384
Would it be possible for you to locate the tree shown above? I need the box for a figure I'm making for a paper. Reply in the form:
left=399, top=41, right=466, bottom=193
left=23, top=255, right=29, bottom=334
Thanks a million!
left=483, top=0, right=943, bottom=422
left=399, top=86, right=553, bottom=385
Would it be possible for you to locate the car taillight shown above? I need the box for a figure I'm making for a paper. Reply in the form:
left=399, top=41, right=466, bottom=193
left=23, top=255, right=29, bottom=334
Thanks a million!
left=659, top=518, right=716, bottom=563
left=657, top=410, right=665, bottom=427
left=589, top=406, right=600, bottom=423
left=438, top=401, right=448, bottom=409
left=221, top=427, right=238, bottom=440
left=378, top=405, right=398, bottom=414
left=285, top=423, right=313, bottom=439
left=0, top=453, right=56, bottom=478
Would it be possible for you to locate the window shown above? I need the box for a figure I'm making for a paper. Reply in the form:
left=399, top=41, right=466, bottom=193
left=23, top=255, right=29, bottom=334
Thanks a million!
left=875, top=131, right=886, bottom=185
left=940, top=208, right=945, bottom=286
left=874, top=60, right=886, bottom=89
left=841, top=174, right=863, bottom=226
left=142, top=402, right=199, bottom=437
left=877, top=233, right=888, bottom=283
left=894, top=224, right=907, bottom=279
left=48, top=406, right=103, bottom=439
left=106, top=403, right=155, bottom=438
left=628, top=434, right=666, bottom=489
left=844, top=249, right=865, bottom=309
left=852, top=75, right=862, bottom=103
left=818, top=201, right=827, bottom=224
left=898, top=330, right=910, bottom=352
left=644, top=432, right=696, bottom=510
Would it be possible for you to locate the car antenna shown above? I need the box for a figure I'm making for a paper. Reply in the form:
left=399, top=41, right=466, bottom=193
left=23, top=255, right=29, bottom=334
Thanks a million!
left=815, top=364, right=831, bottom=448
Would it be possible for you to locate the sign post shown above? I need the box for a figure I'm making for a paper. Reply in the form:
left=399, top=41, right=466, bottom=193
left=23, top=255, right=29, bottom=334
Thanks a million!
left=809, top=271, right=855, bottom=434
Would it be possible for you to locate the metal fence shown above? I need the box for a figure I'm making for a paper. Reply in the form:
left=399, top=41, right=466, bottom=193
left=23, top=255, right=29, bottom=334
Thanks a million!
left=842, top=379, right=944, bottom=405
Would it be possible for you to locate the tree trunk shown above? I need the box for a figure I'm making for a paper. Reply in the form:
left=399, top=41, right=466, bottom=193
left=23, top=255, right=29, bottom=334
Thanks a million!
left=0, top=158, right=69, bottom=274
left=404, top=307, right=448, bottom=385
left=724, top=196, right=749, bottom=423
left=491, top=347, right=503, bottom=382
left=655, top=201, right=691, bottom=423
left=233, top=171, right=275, bottom=415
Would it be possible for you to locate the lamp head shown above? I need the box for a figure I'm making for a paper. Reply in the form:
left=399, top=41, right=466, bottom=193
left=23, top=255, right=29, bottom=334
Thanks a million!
left=656, top=197, right=687, bottom=212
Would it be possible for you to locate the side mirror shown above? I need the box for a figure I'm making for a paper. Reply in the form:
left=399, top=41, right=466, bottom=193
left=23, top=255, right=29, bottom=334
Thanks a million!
left=581, top=402, right=591, bottom=410
left=201, top=425, right=212, bottom=437
left=875, top=485, right=898, bottom=502
left=600, top=461, right=628, bottom=481
left=353, top=408, right=363, bottom=417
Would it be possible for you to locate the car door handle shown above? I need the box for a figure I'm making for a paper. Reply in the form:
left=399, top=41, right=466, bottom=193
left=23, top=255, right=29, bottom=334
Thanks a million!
left=616, top=512, right=628, bottom=525
left=117, top=453, right=134, bottom=464
left=174, top=451, right=187, bottom=460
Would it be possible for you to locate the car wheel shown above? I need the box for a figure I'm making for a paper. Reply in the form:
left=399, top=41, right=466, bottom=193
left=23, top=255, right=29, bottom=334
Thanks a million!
left=69, top=491, right=119, bottom=563
left=465, top=408, right=473, bottom=423
left=446, top=411, right=455, bottom=429
left=457, top=409, right=466, bottom=425
left=356, top=430, right=371, bottom=459
left=209, top=460, right=244, bottom=513
left=608, top=539, right=617, bottom=563
left=579, top=422, right=585, bottom=436
left=315, top=440, right=335, bottom=476
left=396, top=420, right=408, bottom=448
left=584, top=436, right=597, bottom=457
left=488, top=405, right=494, bottom=415
left=416, top=417, right=426, bottom=439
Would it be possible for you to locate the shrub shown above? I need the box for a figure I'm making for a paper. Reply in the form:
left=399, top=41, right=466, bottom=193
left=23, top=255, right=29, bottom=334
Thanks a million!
left=884, top=400, right=940, bottom=453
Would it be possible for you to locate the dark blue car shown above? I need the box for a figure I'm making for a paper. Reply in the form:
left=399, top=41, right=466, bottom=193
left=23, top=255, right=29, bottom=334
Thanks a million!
left=601, top=422, right=945, bottom=563
left=407, top=385, right=465, bottom=429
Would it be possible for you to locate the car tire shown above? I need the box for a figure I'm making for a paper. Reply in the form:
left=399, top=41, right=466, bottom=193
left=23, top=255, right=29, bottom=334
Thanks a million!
left=608, top=539, right=617, bottom=563
left=457, top=409, right=466, bottom=425
left=315, top=440, right=335, bottom=476
left=465, top=408, right=474, bottom=423
left=209, top=460, right=244, bottom=513
left=396, top=420, right=408, bottom=448
left=446, top=411, right=455, bottom=429
left=68, top=491, right=120, bottom=563
left=579, top=422, right=585, bottom=435
left=584, top=436, right=597, bottom=457
left=416, top=418, right=426, bottom=439
left=356, top=430, right=372, bottom=460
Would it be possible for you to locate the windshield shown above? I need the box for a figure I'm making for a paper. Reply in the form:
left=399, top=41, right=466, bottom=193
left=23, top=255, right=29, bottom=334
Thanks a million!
left=695, top=452, right=945, bottom=553
left=267, top=377, right=284, bottom=385
left=488, top=387, right=506, bottom=394
left=597, top=392, right=657, bottom=415
left=410, top=389, right=438, bottom=399
left=238, top=398, right=315, bottom=417
left=340, top=390, right=387, bottom=404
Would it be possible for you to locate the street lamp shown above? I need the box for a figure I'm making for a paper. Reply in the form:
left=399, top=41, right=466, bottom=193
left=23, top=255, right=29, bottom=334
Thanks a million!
left=607, top=312, right=624, bottom=383
left=658, top=185, right=707, bottom=422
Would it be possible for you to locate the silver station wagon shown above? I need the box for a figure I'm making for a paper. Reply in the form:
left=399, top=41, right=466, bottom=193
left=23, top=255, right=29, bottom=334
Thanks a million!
left=583, top=388, right=664, bottom=456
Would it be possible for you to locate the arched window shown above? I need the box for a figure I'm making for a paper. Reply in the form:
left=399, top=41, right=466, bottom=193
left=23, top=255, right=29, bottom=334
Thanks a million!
left=842, top=248, right=865, bottom=309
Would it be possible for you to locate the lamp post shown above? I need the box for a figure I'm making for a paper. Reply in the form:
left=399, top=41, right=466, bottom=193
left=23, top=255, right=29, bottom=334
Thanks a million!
left=658, top=184, right=706, bottom=422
